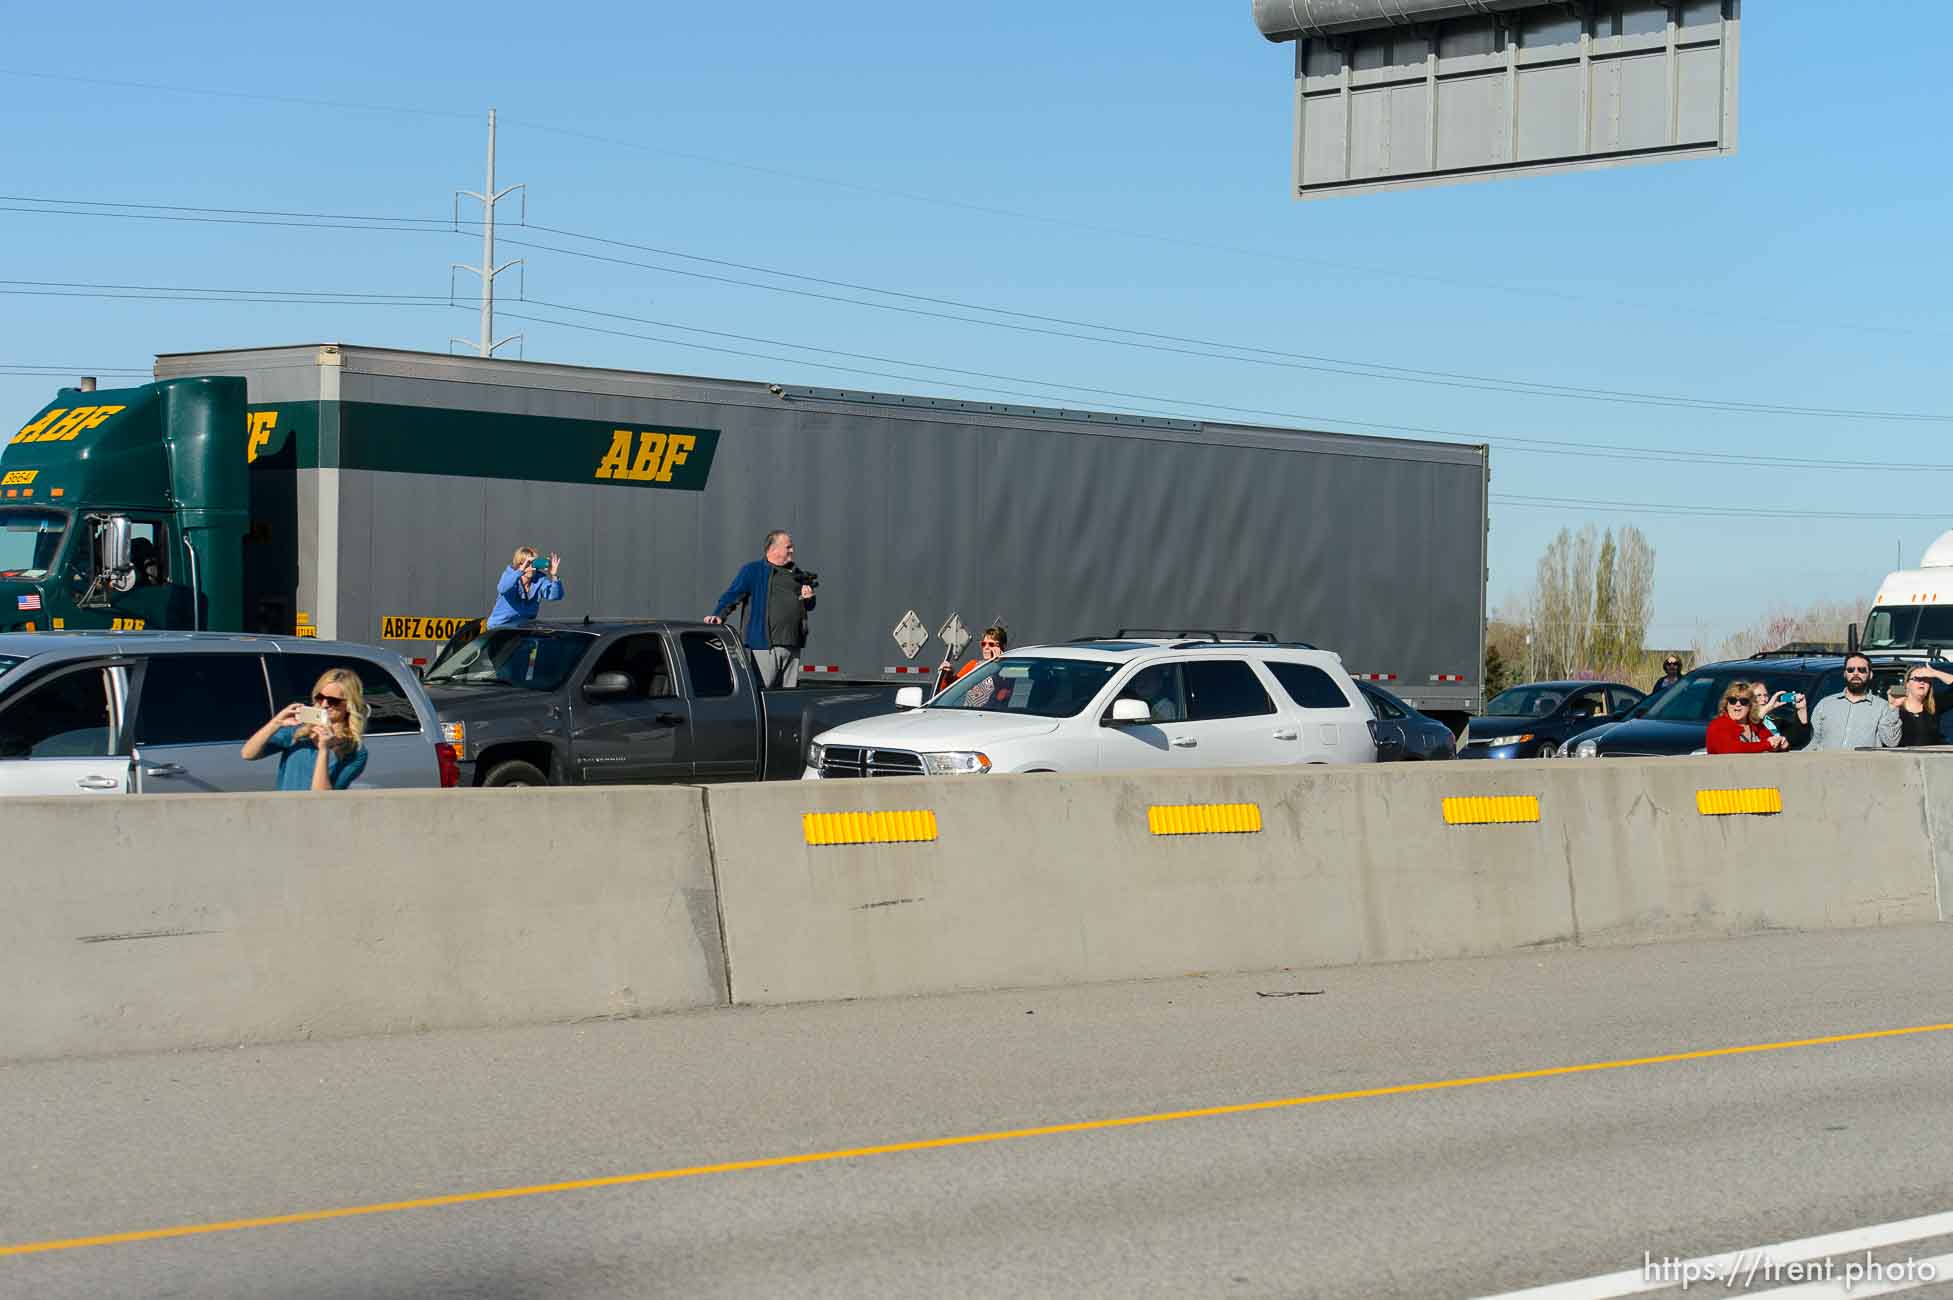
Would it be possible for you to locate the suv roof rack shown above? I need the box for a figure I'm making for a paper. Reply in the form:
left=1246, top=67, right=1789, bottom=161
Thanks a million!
left=1114, top=628, right=1278, bottom=643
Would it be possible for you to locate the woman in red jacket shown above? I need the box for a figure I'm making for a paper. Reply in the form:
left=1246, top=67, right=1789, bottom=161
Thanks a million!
left=1706, top=680, right=1788, bottom=754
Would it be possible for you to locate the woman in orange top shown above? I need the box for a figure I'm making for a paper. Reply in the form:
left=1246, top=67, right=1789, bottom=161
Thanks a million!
left=935, top=625, right=1008, bottom=693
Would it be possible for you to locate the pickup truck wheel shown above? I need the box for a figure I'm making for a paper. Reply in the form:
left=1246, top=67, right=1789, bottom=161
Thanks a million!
left=482, top=759, right=548, bottom=788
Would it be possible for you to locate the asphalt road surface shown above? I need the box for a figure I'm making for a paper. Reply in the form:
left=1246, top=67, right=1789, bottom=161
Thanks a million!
left=5, top=925, right=1953, bottom=1299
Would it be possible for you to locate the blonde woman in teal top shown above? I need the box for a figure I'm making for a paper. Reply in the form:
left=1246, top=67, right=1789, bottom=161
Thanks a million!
left=242, top=667, right=370, bottom=791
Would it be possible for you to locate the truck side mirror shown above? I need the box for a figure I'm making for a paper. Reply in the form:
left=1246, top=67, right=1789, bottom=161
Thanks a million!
left=1107, top=698, right=1151, bottom=725
left=894, top=686, right=925, bottom=709
left=100, top=516, right=134, bottom=592
left=585, top=671, right=633, bottom=698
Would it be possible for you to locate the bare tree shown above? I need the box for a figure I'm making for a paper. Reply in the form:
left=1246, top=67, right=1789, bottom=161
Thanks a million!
left=1703, top=599, right=1859, bottom=664
left=1521, top=523, right=1657, bottom=681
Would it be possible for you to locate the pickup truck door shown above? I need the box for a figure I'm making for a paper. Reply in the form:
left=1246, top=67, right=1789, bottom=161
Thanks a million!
left=568, top=633, right=692, bottom=784
left=679, top=629, right=760, bottom=782
left=0, top=661, right=132, bottom=796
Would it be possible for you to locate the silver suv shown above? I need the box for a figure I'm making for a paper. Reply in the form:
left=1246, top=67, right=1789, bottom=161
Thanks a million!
left=0, top=632, right=449, bottom=796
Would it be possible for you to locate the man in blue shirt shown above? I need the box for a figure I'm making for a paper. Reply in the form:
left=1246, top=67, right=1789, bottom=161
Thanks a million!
left=706, top=529, right=816, bottom=687
left=488, top=546, right=565, bottom=628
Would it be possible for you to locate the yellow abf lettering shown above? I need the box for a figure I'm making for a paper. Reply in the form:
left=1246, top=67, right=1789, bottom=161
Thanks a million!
left=10, top=405, right=124, bottom=445
left=594, top=429, right=633, bottom=480
left=628, top=431, right=668, bottom=480
left=595, top=428, right=699, bottom=483
left=13, top=408, right=67, bottom=443
left=246, top=411, right=280, bottom=464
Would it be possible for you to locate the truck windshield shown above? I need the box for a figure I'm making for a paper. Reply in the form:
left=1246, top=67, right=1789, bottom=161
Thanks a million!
left=1863, top=605, right=1953, bottom=649
left=424, top=628, right=592, bottom=691
left=0, top=508, right=66, bottom=580
left=928, top=656, right=1119, bottom=718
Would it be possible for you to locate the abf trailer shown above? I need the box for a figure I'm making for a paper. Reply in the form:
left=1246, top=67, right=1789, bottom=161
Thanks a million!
left=0, top=345, right=1490, bottom=723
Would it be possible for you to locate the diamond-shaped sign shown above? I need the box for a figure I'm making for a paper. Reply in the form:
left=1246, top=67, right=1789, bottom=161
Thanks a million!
left=892, top=609, right=928, bottom=660
left=938, top=612, right=969, bottom=659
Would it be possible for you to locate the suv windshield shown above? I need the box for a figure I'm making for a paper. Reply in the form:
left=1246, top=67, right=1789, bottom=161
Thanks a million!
left=0, top=654, right=22, bottom=679
left=0, top=508, right=66, bottom=580
left=424, top=628, right=592, bottom=691
left=929, top=656, right=1119, bottom=718
left=1485, top=686, right=1567, bottom=717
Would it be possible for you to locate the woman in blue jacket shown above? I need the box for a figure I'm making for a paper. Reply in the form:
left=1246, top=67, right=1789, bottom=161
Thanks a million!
left=487, top=546, right=565, bottom=628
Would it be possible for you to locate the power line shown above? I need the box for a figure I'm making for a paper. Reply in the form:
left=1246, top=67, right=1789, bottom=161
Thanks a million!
left=0, top=200, right=454, bottom=237
left=0, top=362, right=150, bottom=371
left=0, top=67, right=474, bottom=121
left=500, top=230, right=1953, bottom=425
left=0, top=194, right=454, bottom=226
left=5, top=190, right=1947, bottom=424
left=1491, top=494, right=1953, bottom=522
left=0, top=277, right=451, bottom=302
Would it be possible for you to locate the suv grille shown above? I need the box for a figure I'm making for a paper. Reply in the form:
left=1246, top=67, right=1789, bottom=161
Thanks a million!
left=818, top=745, right=925, bottom=778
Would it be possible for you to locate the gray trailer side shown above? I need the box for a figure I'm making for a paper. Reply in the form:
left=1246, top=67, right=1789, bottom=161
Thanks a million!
left=155, top=344, right=1488, bottom=721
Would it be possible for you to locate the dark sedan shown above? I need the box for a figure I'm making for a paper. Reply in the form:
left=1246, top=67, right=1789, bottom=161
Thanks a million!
left=1457, top=680, right=1644, bottom=760
left=1357, top=682, right=1455, bottom=761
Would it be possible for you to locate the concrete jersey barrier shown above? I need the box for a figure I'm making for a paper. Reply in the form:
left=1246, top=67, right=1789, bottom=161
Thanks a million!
left=704, top=753, right=1947, bottom=1006
left=0, top=786, right=726, bottom=1063
left=6, top=752, right=1950, bottom=1060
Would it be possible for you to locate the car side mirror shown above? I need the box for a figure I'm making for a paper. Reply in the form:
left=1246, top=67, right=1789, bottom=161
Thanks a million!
left=894, top=686, right=925, bottom=709
left=100, top=515, right=133, bottom=591
left=585, top=671, right=633, bottom=698
left=1107, top=698, right=1151, bottom=725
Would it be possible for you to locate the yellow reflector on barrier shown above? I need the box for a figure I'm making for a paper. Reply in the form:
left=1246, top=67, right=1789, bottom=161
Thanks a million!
left=802, top=810, right=938, bottom=846
left=1441, top=795, right=1541, bottom=826
left=1696, top=787, right=1783, bottom=816
left=1147, top=803, right=1263, bottom=836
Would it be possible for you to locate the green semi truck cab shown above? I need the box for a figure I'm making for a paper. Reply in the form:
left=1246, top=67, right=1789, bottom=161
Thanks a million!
left=0, top=377, right=253, bottom=636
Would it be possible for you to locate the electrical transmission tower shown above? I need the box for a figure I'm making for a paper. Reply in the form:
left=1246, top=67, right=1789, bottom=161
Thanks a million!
left=451, top=107, right=525, bottom=357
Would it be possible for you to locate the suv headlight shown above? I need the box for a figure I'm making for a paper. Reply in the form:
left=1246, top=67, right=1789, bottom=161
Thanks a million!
left=1481, top=733, right=1533, bottom=748
left=1574, top=739, right=1599, bottom=758
left=922, top=750, right=991, bottom=775
left=807, top=741, right=826, bottom=768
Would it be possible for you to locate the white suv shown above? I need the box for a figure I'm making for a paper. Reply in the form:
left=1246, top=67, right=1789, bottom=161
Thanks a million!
left=806, top=637, right=1378, bottom=777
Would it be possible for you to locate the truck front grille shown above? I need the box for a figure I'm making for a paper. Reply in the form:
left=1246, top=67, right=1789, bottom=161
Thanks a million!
left=818, top=746, right=925, bottom=778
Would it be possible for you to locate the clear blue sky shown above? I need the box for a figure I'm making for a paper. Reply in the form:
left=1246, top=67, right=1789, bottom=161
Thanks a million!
left=2, top=1, right=1945, bottom=648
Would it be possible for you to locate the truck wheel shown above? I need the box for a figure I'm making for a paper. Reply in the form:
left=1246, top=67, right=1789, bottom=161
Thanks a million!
left=483, top=760, right=548, bottom=788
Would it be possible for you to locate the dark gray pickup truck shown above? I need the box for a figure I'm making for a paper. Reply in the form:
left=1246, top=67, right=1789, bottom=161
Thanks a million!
left=422, top=620, right=904, bottom=786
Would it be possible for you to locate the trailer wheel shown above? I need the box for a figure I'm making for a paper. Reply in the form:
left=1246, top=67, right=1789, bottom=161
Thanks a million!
left=483, top=759, right=548, bottom=788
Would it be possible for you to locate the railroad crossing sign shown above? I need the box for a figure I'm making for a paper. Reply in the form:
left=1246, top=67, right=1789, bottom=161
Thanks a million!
left=938, top=612, right=969, bottom=659
left=891, top=609, right=928, bottom=660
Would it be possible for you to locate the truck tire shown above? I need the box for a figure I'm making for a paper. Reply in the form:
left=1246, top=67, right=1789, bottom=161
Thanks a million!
left=482, top=759, right=548, bottom=788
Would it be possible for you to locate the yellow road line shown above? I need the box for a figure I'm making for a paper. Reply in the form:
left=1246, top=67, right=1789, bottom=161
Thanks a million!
left=6, top=1020, right=1952, bottom=1259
